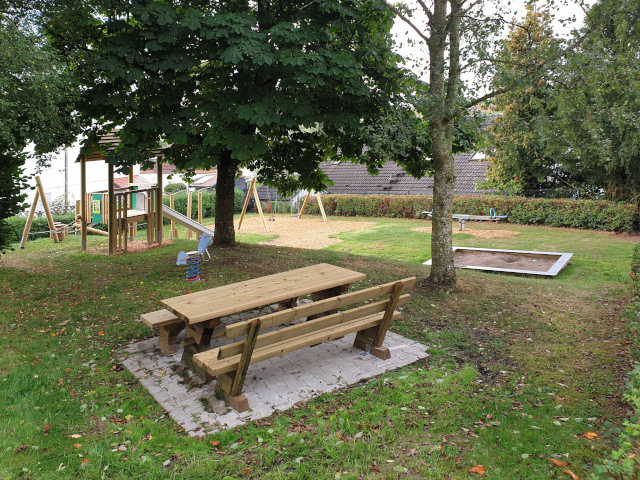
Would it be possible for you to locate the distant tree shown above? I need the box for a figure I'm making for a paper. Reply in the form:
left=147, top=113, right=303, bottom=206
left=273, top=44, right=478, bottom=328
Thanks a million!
left=0, top=9, right=79, bottom=253
left=46, top=0, right=428, bottom=246
left=544, top=0, right=640, bottom=204
left=484, top=5, right=568, bottom=196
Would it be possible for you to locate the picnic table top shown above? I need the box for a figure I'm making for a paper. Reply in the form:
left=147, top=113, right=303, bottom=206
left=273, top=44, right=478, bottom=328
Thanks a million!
left=160, top=263, right=366, bottom=325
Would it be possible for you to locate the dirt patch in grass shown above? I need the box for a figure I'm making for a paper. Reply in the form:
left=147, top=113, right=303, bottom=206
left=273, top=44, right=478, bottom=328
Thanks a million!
left=236, top=215, right=377, bottom=249
left=411, top=226, right=520, bottom=239
left=86, top=239, right=173, bottom=255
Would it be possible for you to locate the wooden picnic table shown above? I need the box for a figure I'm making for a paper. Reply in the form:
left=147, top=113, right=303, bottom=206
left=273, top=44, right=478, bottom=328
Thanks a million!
left=159, top=263, right=366, bottom=372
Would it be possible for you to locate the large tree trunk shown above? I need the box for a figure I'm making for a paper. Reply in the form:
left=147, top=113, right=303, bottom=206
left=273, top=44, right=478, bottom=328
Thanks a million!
left=426, top=0, right=457, bottom=287
left=213, top=150, right=239, bottom=246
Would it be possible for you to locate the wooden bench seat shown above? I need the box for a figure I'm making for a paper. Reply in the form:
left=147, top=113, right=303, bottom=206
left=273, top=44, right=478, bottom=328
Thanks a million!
left=192, top=277, right=416, bottom=412
left=141, top=309, right=184, bottom=354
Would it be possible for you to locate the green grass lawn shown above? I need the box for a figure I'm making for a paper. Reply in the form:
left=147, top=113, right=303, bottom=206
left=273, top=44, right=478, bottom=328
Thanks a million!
left=0, top=215, right=637, bottom=479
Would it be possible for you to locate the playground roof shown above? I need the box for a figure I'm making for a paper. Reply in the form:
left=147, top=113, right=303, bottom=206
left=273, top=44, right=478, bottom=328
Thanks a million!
left=76, top=130, right=166, bottom=163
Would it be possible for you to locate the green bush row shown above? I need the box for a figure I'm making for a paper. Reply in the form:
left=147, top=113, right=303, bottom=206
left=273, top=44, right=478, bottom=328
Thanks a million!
left=591, top=243, right=640, bottom=478
left=304, top=194, right=639, bottom=232
left=4, top=213, right=88, bottom=246
left=161, top=189, right=245, bottom=225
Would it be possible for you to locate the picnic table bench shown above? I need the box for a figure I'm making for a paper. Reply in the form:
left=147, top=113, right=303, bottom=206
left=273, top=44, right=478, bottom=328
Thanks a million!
left=192, top=276, right=416, bottom=412
left=142, top=263, right=366, bottom=358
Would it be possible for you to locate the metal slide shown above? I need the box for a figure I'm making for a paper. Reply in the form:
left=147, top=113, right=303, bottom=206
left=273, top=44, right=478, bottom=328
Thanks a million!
left=162, top=206, right=215, bottom=237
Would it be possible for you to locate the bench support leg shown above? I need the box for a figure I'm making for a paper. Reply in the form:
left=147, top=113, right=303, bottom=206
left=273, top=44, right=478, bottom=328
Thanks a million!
left=215, top=375, right=249, bottom=413
left=308, top=284, right=350, bottom=320
left=277, top=297, right=298, bottom=311
left=157, top=321, right=185, bottom=354
left=213, top=319, right=261, bottom=413
left=180, top=318, right=221, bottom=380
left=353, top=281, right=404, bottom=360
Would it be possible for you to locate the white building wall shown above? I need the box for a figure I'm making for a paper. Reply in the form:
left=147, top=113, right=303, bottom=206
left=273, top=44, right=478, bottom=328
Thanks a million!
left=20, top=141, right=140, bottom=214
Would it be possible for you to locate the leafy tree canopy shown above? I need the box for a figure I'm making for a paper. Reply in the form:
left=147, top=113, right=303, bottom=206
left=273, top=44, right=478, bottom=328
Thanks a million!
left=45, top=0, right=430, bottom=243
left=0, top=8, right=80, bottom=252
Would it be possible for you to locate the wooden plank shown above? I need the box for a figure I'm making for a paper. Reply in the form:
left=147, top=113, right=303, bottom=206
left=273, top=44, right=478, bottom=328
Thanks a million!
left=229, top=319, right=261, bottom=397
left=141, top=309, right=181, bottom=328
left=35, top=176, right=59, bottom=243
left=372, top=282, right=404, bottom=348
left=197, top=192, right=202, bottom=241
left=218, top=295, right=410, bottom=360
left=298, top=191, right=311, bottom=219
left=224, top=277, right=416, bottom=339
left=108, top=165, right=115, bottom=255
left=161, top=264, right=367, bottom=324
left=317, top=193, right=327, bottom=222
left=253, top=181, right=267, bottom=233
left=19, top=188, right=39, bottom=249
left=194, top=311, right=402, bottom=377
left=238, top=178, right=254, bottom=231
left=80, top=156, right=87, bottom=251
left=186, top=191, right=192, bottom=239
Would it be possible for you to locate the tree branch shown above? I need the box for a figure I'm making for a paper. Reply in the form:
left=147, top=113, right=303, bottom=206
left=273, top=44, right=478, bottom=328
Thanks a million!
left=380, top=0, right=431, bottom=44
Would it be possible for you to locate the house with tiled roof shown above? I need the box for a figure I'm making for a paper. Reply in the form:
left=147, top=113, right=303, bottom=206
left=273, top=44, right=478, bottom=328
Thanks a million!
left=254, top=151, right=492, bottom=201
left=320, top=152, right=492, bottom=196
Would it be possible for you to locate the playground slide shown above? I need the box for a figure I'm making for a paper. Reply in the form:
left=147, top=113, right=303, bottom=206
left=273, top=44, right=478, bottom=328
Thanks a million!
left=162, top=206, right=215, bottom=237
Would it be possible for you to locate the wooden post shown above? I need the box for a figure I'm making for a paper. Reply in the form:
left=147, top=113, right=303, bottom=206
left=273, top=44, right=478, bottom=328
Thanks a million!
left=197, top=192, right=203, bottom=241
left=169, top=194, right=176, bottom=239
left=238, top=178, right=255, bottom=231
left=80, top=156, right=87, bottom=251
left=75, top=200, right=81, bottom=235
left=35, top=175, right=59, bottom=243
left=317, top=192, right=327, bottom=223
left=108, top=164, right=116, bottom=255
left=252, top=181, right=267, bottom=233
left=146, top=192, right=153, bottom=245
left=123, top=193, right=128, bottom=253
left=19, top=188, right=40, bottom=249
left=186, top=191, right=193, bottom=239
left=156, top=156, right=163, bottom=245
left=298, top=190, right=311, bottom=219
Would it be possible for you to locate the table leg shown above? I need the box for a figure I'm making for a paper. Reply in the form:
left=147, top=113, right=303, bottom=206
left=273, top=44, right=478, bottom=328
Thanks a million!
left=308, top=284, right=350, bottom=320
left=180, top=318, right=220, bottom=381
left=277, top=297, right=298, bottom=311
left=157, top=321, right=185, bottom=354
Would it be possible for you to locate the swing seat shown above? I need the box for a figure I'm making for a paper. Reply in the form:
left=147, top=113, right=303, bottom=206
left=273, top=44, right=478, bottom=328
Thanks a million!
left=176, top=233, right=213, bottom=265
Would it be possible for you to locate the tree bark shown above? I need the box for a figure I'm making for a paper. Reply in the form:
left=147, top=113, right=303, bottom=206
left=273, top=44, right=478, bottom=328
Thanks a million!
left=426, top=0, right=457, bottom=287
left=213, top=150, right=239, bottom=246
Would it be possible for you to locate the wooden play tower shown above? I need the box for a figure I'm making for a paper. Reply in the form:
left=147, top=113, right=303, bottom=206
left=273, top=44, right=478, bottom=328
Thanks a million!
left=77, top=131, right=166, bottom=255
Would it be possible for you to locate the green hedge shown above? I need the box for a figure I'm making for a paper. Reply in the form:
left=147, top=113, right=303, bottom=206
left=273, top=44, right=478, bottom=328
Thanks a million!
left=4, top=214, right=83, bottom=245
left=591, top=243, right=640, bottom=478
left=304, top=194, right=638, bottom=232
left=162, top=189, right=245, bottom=225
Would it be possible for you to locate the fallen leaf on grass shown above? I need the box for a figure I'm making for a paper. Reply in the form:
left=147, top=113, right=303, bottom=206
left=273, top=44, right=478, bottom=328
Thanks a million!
left=13, top=445, right=29, bottom=454
left=583, top=431, right=597, bottom=440
left=210, top=440, right=220, bottom=447
left=69, top=434, right=82, bottom=439
left=42, top=424, right=51, bottom=432
left=548, top=458, right=568, bottom=468
left=468, top=465, right=486, bottom=475
left=73, top=444, right=82, bottom=449
left=242, top=467, right=252, bottom=474
left=563, top=470, right=580, bottom=480
left=80, top=459, right=90, bottom=464
left=97, top=331, right=105, bottom=336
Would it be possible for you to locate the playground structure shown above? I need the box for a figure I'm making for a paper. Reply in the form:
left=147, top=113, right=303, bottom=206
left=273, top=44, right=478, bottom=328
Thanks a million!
left=237, top=178, right=327, bottom=233
left=422, top=208, right=508, bottom=231
left=19, top=132, right=215, bottom=255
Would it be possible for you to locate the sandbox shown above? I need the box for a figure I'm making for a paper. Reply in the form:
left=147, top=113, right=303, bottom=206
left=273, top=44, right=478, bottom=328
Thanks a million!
left=424, top=247, right=572, bottom=277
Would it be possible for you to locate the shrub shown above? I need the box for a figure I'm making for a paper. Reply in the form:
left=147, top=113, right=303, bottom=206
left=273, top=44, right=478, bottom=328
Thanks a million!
left=5, top=213, right=79, bottom=246
left=304, top=194, right=638, bottom=232
left=164, top=183, right=187, bottom=194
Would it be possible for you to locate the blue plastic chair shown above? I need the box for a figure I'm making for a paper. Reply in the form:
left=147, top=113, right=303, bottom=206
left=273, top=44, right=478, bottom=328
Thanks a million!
left=176, top=233, right=213, bottom=265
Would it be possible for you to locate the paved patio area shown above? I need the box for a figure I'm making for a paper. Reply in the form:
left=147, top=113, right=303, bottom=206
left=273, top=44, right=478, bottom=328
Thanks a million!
left=121, top=303, right=429, bottom=437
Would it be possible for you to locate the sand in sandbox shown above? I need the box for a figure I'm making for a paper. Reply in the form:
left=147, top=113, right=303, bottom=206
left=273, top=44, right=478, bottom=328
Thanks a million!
left=453, top=250, right=559, bottom=272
